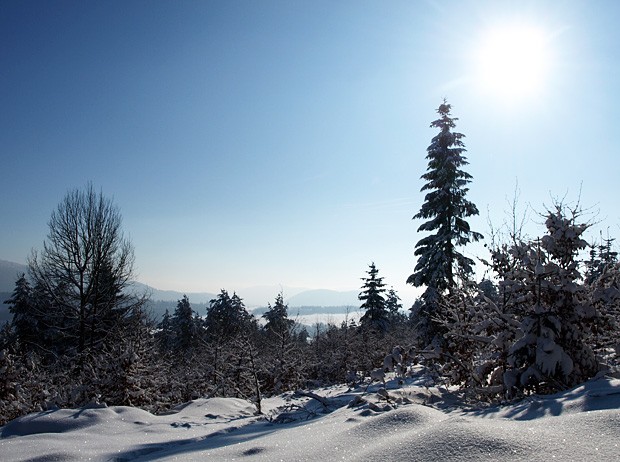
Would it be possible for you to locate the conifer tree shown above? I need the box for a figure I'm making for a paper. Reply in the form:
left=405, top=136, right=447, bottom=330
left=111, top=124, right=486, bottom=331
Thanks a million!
left=385, top=287, right=402, bottom=316
left=436, top=203, right=605, bottom=397
left=408, top=100, right=482, bottom=343
left=204, top=290, right=259, bottom=397
left=156, top=309, right=173, bottom=351
left=359, top=263, right=388, bottom=332
left=171, top=295, right=200, bottom=352
left=263, top=292, right=294, bottom=336
left=261, top=292, right=302, bottom=392
left=585, top=232, right=618, bottom=284
left=4, top=274, right=38, bottom=351
left=504, top=206, right=599, bottom=393
left=205, top=290, right=254, bottom=342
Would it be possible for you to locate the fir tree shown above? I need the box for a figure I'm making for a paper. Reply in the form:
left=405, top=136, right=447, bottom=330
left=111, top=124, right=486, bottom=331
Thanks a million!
left=261, top=292, right=302, bottom=392
left=359, top=263, right=388, bottom=332
left=171, top=295, right=201, bottom=352
left=408, top=100, right=483, bottom=343
left=204, top=290, right=260, bottom=397
left=205, top=290, right=254, bottom=342
left=156, top=309, right=173, bottom=351
left=262, top=292, right=294, bottom=336
left=4, top=274, right=38, bottom=351
left=505, top=206, right=599, bottom=393
left=585, top=232, right=618, bottom=284
left=385, top=287, right=403, bottom=317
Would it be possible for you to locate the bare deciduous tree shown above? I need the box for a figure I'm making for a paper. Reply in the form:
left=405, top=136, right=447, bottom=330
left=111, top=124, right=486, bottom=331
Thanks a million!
left=29, top=184, right=138, bottom=354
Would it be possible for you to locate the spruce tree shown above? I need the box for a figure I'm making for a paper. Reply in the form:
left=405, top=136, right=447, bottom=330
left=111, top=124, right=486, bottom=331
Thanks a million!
left=171, top=295, right=200, bottom=352
left=263, top=292, right=294, bottom=337
left=205, top=290, right=255, bottom=343
left=385, top=287, right=405, bottom=324
left=359, top=263, right=388, bottom=332
left=4, top=274, right=37, bottom=351
left=504, top=206, right=599, bottom=393
left=585, top=232, right=618, bottom=284
left=408, top=100, right=482, bottom=343
left=156, top=309, right=173, bottom=351
left=205, top=290, right=259, bottom=397
left=261, top=292, right=301, bottom=392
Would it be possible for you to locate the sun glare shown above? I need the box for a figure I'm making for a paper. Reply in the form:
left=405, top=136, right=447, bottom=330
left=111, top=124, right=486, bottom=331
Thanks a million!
left=474, top=24, right=550, bottom=101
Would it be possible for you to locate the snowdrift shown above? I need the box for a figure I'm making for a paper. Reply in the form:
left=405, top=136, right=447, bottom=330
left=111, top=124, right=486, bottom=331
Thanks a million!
left=1, top=376, right=619, bottom=461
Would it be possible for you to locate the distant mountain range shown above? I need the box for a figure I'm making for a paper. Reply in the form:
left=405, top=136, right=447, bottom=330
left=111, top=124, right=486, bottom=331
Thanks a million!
left=0, top=259, right=361, bottom=323
left=286, top=289, right=359, bottom=307
left=128, top=283, right=359, bottom=308
left=0, top=259, right=28, bottom=292
left=129, top=282, right=217, bottom=304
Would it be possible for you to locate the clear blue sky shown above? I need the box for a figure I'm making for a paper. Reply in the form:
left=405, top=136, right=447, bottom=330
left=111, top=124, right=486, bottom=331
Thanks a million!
left=1, top=1, right=618, bottom=305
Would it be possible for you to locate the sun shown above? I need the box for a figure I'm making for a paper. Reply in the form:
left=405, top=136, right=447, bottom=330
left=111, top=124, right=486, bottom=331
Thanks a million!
left=474, top=24, right=550, bottom=101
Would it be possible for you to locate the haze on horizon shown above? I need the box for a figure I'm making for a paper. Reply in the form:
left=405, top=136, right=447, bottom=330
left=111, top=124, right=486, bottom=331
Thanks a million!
left=1, top=1, right=619, bottom=306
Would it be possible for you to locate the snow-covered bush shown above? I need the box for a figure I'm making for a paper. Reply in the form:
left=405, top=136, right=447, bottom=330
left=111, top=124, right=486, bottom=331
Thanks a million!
left=437, top=204, right=611, bottom=398
left=432, top=282, right=518, bottom=400
left=587, top=263, right=620, bottom=369
left=505, top=206, right=599, bottom=393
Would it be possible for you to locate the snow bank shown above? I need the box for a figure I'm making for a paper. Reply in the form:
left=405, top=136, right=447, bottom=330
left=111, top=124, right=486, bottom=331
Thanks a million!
left=1, top=377, right=619, bottom=461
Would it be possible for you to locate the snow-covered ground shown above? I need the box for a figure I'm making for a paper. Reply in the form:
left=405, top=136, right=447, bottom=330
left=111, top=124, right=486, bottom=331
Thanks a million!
left=1, top=371, right=619, bottom=461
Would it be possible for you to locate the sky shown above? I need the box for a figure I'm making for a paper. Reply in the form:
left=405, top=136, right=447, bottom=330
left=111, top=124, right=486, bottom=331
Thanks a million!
left=1, top=0, right=619, bottom=306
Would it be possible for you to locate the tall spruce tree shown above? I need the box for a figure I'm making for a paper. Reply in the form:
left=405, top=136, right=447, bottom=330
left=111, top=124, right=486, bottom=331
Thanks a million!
left=408, top=101, right=482, bottom=343
left=359, top=262, right=388, bottom=332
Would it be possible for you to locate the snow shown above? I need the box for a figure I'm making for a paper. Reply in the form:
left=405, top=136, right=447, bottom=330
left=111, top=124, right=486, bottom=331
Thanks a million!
left=2, top=373, right=619, bottom=461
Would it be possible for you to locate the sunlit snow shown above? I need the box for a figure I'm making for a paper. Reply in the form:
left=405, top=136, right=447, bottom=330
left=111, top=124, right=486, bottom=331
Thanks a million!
left=2, top=370, right=619, bottom=461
